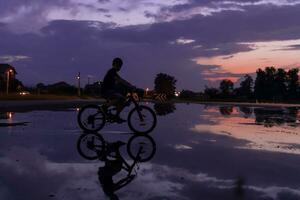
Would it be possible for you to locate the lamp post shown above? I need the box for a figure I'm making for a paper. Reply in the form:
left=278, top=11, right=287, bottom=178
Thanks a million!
left=6, top=69, right=13, bottom=95
left=77, top=72, right=81, bottom=97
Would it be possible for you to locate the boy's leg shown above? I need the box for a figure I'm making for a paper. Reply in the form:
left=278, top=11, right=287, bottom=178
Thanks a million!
left=113, top=93, right=127, bottom=122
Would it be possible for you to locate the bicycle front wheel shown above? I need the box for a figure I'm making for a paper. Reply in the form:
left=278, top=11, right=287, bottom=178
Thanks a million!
left=127, top=134, right=156, bottom=162
left=77, top=105, right=105, bottom=132
left=127, top=105, right=157, bottom=134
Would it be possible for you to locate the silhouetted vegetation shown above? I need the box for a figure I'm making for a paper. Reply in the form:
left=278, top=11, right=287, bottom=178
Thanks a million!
left=220, top=79, right=234, bottom=98
left=202, top=67, right=299, bottom=102
left=235, top=75, right=254, bottom=99
left=154, top=73, right=177, bottom=98
left=0, top=78, right=24, bottom=93
left=179, top=90, right=197, bottom=98
left=36, top=81, right=77, bottom=95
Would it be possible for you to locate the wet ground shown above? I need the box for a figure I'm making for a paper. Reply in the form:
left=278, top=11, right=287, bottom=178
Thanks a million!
left=0, top=103, right=300, bottom=200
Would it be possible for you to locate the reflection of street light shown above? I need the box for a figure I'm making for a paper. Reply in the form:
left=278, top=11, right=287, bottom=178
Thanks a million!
left=6, top=69, right=13, bottom=95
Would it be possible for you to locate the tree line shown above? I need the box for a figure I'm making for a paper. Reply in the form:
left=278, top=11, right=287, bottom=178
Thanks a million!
left=204, top=67, right=300, bottom=102
left=9, top=67, right=298, bottom=102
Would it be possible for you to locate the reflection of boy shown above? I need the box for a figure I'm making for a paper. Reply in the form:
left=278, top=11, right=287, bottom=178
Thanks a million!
left=97, top=142, right=135, bottom=200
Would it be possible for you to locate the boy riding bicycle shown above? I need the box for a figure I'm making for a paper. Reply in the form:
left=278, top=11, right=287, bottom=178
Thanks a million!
left=101, top=57, right=144, bottom=123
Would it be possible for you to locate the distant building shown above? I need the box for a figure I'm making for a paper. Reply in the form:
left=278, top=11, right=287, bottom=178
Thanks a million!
left=0, top=64, right=23, bottom=93
left=84, top=81, right=102, bottom=96
left=0, top=64, right=17, bottom=80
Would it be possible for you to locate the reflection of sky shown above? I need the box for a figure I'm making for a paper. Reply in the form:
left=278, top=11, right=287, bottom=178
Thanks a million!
left=1, top=104, right=300, bottom=199
left=192, top=106, right=300, bottom=155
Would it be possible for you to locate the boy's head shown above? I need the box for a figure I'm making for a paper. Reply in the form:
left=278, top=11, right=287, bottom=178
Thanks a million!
left=112, top=57, right=123, bottom=71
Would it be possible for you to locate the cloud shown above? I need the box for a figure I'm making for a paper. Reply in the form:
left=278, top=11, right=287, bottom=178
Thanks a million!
left=0, top=0, right=72, bottom=32
left=0, top=55, right=31, bottom=63
left=1, top=2, right=300, bottom=89
left=173, top=37, right=196, bottom=45
left=276, top=44, right=300, bottom=51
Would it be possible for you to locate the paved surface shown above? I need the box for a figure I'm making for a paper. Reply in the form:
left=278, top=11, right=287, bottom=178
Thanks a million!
left=0, top=103, right=299, bottom=200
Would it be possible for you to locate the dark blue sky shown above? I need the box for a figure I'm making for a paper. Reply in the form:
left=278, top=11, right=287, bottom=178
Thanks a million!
left=0, top=0, right=300, bottom=90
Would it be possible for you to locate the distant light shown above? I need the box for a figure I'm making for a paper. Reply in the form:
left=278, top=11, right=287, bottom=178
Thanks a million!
left=19, top=91, right=30, bottom=96
left=174, top=91, right=180, bottom=97
left=76, top=108, right=80, bottom=112
left=8, top=112, right=13, bottom=119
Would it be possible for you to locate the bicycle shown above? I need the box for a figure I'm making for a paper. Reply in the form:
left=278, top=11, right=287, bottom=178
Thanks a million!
left=76, top=132, right=156, bottom=162
left=77, top=91, right=157, bottom=134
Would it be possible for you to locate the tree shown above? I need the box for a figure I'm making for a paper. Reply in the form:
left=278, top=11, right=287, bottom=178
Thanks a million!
left=254, top=68, right=266, bottom=100
left=204, top=87, right=219, bottom=99
left=238, top=74, right=253, bottom=98
left=254, top=67, right=299, bottom=101
left=0, top=77, right=23, bottom=93
left=274, top=68, right=287, bottom=100
left=286, top=68, right=299, bottom=99
left=154, top=73, right=177, bottom=98
left=254, top=67, right=277, bottom=100
left=219, top=79, right=234, bottom=98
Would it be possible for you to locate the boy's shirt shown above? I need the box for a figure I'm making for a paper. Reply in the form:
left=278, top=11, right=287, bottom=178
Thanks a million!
left=102, top=68, right=120, bottom=93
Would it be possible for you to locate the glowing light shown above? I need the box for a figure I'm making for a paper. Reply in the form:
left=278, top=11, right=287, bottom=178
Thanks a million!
left=8, top=112, right=13, bottom=119
left=19, top=91, right=30, bottom=96
left=174, top=91, right=181, bottom=97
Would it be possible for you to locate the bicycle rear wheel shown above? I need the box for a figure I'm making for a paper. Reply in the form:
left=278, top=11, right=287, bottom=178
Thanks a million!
left=127, top=134, right=156, bottom=162
left=127, top=105, right=157, bottom=134
left=77, top=105, right=106, bottom=132
left=77, top=133, right=105, bottom=160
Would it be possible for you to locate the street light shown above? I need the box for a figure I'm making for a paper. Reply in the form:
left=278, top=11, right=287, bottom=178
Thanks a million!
left=6, top=69, right=13, bottom=95
left=77, top=72, right=81, bottom=96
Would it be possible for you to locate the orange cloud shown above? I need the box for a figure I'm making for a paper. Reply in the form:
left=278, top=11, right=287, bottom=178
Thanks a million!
left=204, top=77, right=240, bottom=82
left=195, top=39, right=300, bottom=75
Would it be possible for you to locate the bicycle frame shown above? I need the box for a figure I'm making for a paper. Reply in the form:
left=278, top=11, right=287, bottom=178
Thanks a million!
left=106, top=92, right=145, bottom=122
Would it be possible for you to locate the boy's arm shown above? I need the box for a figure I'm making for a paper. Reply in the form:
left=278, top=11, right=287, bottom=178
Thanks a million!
left=115, top=75, right=135, bottom=89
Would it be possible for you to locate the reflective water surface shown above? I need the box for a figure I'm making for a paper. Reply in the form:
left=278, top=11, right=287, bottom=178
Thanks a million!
left=0, top=103, right=300, bottom=200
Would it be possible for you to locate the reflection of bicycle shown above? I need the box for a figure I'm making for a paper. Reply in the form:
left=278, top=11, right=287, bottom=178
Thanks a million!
left=77, top=132, right=156, bottom=162
left=77, top=91, right=157, bottom=134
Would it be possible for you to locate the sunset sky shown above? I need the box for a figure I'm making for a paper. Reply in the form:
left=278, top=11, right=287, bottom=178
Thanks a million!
left=1, top=0, right=300, bottom=90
